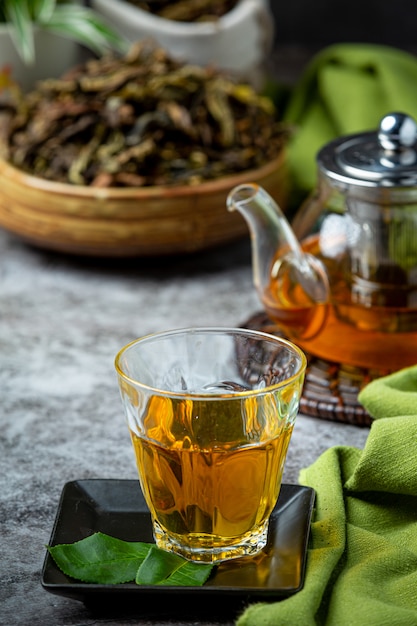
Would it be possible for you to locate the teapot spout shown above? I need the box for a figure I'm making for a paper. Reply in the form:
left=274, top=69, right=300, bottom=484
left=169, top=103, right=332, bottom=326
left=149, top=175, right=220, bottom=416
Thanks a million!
left=227, top=183, right=330, bottom=339
left=227, top=183, right=302, bottom=294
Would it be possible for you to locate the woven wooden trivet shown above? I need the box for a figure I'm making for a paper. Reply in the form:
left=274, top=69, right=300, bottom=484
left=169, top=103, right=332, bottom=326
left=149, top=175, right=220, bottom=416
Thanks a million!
left=242, top=311, right=394, bottom=427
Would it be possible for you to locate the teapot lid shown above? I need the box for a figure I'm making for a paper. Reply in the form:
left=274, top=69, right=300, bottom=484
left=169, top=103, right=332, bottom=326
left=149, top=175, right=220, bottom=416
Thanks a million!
left=318, top=112, right=417, bottom=188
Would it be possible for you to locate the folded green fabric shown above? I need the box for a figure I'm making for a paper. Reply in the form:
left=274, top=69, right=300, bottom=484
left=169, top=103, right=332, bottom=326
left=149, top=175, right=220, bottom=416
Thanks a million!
left=283, top=43, right=417, bottom=200
left=236, top=365, right=417, bottom=626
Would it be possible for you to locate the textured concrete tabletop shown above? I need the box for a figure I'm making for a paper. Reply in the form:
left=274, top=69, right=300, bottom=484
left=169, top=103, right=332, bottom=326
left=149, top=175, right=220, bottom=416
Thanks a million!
left=0, top=229, right=369, bottom=626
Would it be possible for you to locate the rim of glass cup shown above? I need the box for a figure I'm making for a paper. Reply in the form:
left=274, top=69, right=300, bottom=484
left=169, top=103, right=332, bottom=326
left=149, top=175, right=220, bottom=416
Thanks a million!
left=114, top=326, right=307, bottom=398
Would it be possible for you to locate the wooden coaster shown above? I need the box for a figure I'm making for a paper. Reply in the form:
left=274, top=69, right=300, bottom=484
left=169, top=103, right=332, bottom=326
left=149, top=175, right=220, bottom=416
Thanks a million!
left=242, top=312, right=392, bottom=427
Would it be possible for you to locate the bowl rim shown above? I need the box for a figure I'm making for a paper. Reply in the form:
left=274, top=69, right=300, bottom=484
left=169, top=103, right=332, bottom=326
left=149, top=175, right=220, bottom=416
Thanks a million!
left=0, top=151, right=285, bottom=200
left=90, top=0, right=269, bottom=36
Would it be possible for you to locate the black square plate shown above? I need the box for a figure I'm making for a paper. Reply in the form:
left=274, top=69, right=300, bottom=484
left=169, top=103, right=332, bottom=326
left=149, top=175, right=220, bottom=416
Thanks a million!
left=41, top=479, right=315, bottom=619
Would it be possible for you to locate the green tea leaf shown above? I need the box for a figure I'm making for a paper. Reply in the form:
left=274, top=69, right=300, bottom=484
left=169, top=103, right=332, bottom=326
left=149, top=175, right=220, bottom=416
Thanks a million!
left=135, top=545, right=213, bottom=586
left=47, top=532, right=214, bottom=586
left=159, top=558, right=214, bottom=586
left=47, top=532, right=153, bottom=584
left=136, top=546, right=187, bottom=584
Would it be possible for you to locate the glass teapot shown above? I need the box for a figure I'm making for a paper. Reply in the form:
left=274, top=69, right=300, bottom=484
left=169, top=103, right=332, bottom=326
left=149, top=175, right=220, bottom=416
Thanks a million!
left=227, top=112, right=417, bottom=371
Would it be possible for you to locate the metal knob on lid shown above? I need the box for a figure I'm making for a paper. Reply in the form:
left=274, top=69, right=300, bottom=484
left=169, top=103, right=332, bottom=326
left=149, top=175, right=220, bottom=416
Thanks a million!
left=317, top=111, right=417, bottom=188
left=378, top=112, right=417, bottom=150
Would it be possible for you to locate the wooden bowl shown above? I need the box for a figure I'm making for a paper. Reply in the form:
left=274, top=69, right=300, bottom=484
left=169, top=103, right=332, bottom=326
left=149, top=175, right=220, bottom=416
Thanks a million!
left=0, top=152, right=287, bottom=256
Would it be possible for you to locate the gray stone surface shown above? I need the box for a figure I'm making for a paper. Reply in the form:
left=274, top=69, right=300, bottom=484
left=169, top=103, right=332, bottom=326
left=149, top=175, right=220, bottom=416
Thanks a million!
left=0, top=229, right=369, bottom=626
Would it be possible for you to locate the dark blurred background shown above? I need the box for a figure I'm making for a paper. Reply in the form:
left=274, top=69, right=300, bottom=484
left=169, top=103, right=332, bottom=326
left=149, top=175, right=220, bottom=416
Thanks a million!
left=269, top=0, right=417, bottom=81
left=270, top=0, right=416, bottom=48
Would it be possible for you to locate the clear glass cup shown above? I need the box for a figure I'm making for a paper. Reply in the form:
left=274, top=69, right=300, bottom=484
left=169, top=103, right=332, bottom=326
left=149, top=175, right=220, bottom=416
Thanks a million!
left=115, top=327, right=306, bottom=563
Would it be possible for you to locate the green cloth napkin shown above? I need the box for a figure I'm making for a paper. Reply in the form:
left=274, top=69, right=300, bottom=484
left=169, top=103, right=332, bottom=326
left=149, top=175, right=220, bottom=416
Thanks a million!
left=236, top=365, right=417, bottom=626
left=283, top=43, right=417, bottom=201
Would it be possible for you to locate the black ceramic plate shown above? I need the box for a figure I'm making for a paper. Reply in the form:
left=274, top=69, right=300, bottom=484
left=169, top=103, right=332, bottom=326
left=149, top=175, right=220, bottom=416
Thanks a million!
left=41, top=479, right=315, bottom=619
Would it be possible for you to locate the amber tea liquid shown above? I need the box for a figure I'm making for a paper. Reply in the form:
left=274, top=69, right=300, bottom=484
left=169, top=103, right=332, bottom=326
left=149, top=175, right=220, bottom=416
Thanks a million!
left=129, top=393, right=293, bottom=563
left=264, top=235, right=417, bottom=370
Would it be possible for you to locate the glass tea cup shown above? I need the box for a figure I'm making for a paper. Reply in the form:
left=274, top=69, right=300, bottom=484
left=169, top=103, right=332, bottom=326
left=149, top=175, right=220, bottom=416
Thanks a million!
left=114, top=327, right=306, bottom=563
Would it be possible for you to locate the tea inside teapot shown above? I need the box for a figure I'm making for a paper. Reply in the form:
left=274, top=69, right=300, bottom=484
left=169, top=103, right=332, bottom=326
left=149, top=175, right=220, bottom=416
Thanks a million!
left=228, top=112, right=417, bottom=371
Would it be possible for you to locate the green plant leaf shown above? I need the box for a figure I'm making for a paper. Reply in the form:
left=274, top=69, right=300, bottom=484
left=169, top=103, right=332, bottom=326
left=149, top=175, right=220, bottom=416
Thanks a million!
left=3, top=0, right=35, bottom=64
left=47, top=532, right=154, bottom=584
left=136, top=545, right=213, bottom=586
left=1, top=0, right=53, bottom=23
left=1, top=0, right=126, bottom=65
left=29, top=0, right=57, bottom=22
left=47, top=532, right=214, bottom=586
left=43, top=5, right=127, bottom=55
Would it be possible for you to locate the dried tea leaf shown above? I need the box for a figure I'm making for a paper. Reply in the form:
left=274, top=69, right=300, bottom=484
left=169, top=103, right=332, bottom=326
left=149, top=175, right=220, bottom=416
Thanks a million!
left=205, top=79, right=235, bottom=146
left=131, top=0, right=240, bottom=22
left=0, top=41, right=290, bottom=187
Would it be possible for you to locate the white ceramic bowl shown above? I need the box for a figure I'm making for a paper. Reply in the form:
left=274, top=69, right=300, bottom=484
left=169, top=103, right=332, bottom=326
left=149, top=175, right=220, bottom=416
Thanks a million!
left=90, top=0, right=274, bottom=87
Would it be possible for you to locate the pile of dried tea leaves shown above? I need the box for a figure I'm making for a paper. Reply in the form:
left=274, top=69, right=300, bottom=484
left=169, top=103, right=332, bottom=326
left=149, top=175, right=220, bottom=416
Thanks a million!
left=0, top=41, right=289, bottom=188
left=126, top=0, right=239, bottom=22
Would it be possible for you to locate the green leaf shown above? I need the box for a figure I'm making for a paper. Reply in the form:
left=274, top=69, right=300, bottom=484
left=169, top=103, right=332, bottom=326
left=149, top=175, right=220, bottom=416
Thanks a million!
left=1, top=0, right=126, bottom=64
left=136, top=546, right=187, bottom=584
left=159, top=557, right=214, bottom=586
left=47, top=532, right=154, bottom=584
left=135, top=545, right=213, bottom=586
left=30, top=0, right=57, bottom=23
left=3, top=0, right=35, bottom=64
left=1, top=0, right=53, bottom=23
left=43, top=5, right=127, bottom=55
left=47, top=532, right=214, bottom=586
